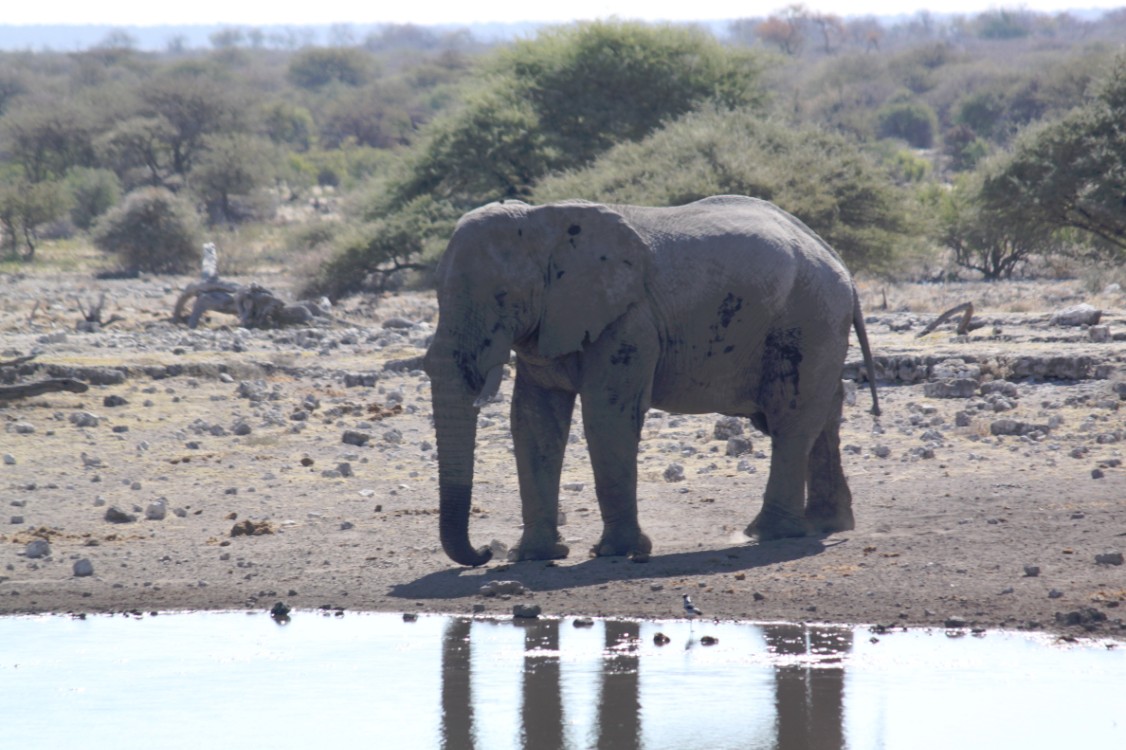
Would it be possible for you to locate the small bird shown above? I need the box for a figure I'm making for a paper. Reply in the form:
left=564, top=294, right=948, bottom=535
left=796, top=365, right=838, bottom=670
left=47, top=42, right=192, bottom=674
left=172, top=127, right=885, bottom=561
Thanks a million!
left=682, top=594, right=703, bottom=620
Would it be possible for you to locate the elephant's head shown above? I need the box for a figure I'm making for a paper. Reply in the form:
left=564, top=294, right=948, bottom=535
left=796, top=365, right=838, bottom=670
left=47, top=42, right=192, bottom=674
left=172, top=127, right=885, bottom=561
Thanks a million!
left=423, top=200, right=651, bottom=566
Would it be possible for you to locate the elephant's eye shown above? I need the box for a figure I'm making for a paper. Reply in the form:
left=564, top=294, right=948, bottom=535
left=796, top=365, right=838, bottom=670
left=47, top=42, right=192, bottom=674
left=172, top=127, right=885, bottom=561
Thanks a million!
left=494, top=291, right=508, bottom=307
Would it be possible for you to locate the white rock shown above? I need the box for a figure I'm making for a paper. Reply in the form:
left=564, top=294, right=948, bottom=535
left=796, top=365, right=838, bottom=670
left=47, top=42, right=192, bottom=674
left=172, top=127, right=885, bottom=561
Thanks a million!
left=1050, top=303, right=1101, bottom=327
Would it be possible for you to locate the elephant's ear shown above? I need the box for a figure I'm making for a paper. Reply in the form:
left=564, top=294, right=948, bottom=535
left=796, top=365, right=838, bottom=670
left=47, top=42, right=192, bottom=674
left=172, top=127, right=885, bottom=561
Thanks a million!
left=537, top=203, right=651, bottom=358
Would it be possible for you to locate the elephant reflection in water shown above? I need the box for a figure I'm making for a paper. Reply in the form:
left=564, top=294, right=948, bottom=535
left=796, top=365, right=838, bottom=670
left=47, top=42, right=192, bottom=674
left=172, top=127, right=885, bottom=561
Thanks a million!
left=438, top=618, right=851, bottom=750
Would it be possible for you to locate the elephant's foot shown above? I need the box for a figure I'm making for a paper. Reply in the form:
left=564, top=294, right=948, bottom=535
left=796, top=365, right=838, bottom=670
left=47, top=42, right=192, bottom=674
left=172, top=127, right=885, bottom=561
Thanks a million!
left=804, top=504, right=855, bottom=535
left=590, top=526, right=652, bottom=559
left=510, top=527, right=570, bottom=562
left=509, top=542, right=569, bottom=562
left=745, top=505, right=809, bottom=541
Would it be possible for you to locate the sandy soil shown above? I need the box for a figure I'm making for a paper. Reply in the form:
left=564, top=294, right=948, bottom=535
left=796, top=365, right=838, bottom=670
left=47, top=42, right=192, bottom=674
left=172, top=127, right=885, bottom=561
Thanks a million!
left=1, top=272, right=1124, bottom=639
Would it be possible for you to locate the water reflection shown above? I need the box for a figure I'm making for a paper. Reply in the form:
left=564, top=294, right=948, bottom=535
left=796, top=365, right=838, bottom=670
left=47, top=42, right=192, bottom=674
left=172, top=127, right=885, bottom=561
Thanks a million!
left=1, top=613, right=1122, bottom=749
left=439, top=617, right=853, bottom=750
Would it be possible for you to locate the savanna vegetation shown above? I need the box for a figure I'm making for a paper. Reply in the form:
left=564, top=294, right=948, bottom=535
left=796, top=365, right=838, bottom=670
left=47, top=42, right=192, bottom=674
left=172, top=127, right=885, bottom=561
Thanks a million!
left=1, top=8, right=1124, bottom=294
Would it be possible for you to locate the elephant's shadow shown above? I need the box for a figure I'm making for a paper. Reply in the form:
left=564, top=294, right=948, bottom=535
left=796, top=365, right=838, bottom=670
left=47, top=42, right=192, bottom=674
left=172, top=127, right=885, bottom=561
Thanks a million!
left=390, top=537, right=838, bottom=602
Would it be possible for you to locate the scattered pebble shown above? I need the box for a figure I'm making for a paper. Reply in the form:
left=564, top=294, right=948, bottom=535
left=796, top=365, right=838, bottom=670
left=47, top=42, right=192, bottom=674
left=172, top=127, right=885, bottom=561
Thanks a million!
left=73, top=559, right=94, bottom=577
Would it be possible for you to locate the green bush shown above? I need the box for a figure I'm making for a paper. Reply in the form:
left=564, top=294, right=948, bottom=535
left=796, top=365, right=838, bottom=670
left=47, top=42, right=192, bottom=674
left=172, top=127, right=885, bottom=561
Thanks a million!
left=66, top=167, right=122, bottom=230
left=876, top=98, right=938, bottom=148
left=301, top=195, right=458, bottom=298
left=532, top=108, right=910, bottom=272
left=92, top=187, right=202, bottom=273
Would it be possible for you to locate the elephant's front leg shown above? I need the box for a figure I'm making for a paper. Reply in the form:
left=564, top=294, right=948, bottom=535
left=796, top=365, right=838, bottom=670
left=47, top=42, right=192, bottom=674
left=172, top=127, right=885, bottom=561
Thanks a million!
left=511, top=367, right=576, bottom=561
left=582, top=391, right=652, bottom=559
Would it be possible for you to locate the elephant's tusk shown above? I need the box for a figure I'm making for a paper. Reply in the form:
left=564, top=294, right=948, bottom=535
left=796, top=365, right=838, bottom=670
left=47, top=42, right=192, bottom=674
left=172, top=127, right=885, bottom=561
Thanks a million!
left=472, top=364, right=504, bottom=408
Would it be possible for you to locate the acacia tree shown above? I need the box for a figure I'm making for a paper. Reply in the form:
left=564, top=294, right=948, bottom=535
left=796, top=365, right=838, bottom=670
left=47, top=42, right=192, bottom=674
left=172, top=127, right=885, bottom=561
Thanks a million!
left=1, top=99, right=97, bottom=182
left=980, top=55, right=1126, bottom=258
left=138, top=71, right=244, bottom=179
left=0, top=177, right=69, bottom=260
left=936, top=173, right=1058, bottom=279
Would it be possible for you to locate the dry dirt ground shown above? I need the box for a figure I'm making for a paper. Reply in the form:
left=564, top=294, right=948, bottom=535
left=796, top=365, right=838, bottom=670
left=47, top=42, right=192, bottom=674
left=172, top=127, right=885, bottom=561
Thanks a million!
left=1, top=272, right=1124, bottom=640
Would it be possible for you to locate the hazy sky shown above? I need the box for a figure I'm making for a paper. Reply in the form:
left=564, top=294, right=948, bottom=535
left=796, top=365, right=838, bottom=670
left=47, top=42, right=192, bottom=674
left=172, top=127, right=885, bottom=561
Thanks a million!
left=5, top=1, right=1124, bottom=26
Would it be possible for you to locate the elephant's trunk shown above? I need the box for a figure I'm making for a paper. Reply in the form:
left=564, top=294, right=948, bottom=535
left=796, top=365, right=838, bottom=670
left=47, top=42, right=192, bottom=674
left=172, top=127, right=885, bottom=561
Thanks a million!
left=429, top=355, right=493, bottom=567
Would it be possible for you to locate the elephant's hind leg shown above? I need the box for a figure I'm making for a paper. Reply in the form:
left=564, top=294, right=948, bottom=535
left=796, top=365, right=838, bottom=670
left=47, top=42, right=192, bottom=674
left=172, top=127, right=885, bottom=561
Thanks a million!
left=746, top=435, right=814, bottom=540
left=804, top=385, right=854, bottom=534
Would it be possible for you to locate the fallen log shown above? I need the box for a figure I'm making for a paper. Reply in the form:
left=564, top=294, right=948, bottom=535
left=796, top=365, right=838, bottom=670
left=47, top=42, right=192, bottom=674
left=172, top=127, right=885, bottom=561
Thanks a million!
left=916, top=302, right=987, bottom=338
left=0, top=378, right=89, bottom=401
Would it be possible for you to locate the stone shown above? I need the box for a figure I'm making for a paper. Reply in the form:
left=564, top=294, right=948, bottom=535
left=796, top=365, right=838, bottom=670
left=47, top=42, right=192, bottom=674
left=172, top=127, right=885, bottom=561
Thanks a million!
left=342, top=430, right=370, bottom=447
left=990, top=419, right=1051, bottom=437
left=663, top=463, right=685, bottom=482
left=713, top=416, right=744, bottom=440
left=479, top=580, right=527, bottom=597
left=103, top=395, right=128, bottom=407
left=1050, top=303, right=1101, bottom=327
left=924, top=379, right=978, bottom=399
left=3, top=453, right=16, bottom=465
left=512, top=603, right=541, bottom=619
left=24, top=539, right=50, bottom=559
left=1088, top=325, right=1111, bottom=343
left=1023, top=565, right=1040, bottom=577
left=73, top=558, right=94, bottom=577
left=872, top=445, right=891, bottom=458
left=145, top=500, right=167, bottom=521
left=104, top=506, right=137, bottom=523
left=1054, top=607, right=1106, bottom=627
left=725, top=436, right=753, bottom=456
left=1095, top=552, right=1123, bottom=566
left=69, top=412, right=100, bottom=428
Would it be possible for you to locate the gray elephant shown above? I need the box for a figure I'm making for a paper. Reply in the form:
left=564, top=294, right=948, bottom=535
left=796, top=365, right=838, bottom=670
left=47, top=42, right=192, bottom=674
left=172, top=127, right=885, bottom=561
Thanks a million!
left=423, top=195, right=879, bottom=567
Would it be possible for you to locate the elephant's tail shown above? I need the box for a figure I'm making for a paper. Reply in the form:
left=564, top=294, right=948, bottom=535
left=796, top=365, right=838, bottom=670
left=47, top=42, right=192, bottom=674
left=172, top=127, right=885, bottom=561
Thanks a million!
left=852, top=288, right=881, bottom=417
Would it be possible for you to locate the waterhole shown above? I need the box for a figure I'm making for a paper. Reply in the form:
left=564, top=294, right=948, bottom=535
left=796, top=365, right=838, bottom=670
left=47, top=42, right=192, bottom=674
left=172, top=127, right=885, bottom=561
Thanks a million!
left=1, top=612, right=1122, bottom=748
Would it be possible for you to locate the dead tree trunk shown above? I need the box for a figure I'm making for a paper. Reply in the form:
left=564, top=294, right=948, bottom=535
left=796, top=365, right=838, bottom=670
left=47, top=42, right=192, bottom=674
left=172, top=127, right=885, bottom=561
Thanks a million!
left=916, top=302, right=986, bottom=338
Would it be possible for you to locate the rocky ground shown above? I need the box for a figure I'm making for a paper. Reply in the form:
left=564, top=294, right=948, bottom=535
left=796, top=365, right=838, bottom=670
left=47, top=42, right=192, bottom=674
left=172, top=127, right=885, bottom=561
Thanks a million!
left=1, top=272, right=1124, bottom=640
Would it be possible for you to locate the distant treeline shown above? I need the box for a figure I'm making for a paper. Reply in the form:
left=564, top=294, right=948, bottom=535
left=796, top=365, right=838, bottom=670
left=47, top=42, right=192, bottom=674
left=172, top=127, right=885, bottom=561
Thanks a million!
left=1, top=10, right=1124, bottom=292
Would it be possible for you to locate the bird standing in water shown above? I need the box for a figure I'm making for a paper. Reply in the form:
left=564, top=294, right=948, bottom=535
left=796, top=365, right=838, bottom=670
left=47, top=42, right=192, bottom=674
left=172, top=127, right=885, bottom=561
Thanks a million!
left=682, top=595, right=703, bottom=619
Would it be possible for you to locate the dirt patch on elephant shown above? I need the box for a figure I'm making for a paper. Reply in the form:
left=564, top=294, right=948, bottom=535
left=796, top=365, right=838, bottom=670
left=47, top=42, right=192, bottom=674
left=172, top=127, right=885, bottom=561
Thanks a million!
left=1, top=272, right=1124, bottom=641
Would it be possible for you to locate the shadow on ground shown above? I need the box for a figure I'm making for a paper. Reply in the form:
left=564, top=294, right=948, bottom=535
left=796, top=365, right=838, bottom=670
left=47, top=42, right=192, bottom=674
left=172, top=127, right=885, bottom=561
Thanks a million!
left=390, top=536, right=839, bottom=602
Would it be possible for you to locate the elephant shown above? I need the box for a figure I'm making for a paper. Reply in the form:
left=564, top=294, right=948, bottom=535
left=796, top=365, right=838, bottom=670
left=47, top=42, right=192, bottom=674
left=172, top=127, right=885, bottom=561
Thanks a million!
left=423, top=195, right=879, bottom=567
